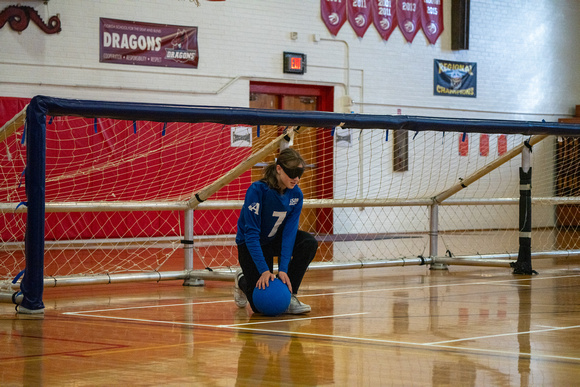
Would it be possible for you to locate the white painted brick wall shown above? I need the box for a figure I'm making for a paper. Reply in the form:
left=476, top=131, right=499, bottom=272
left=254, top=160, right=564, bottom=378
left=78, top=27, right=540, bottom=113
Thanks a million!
left=0, top=0, right=579, bottom=119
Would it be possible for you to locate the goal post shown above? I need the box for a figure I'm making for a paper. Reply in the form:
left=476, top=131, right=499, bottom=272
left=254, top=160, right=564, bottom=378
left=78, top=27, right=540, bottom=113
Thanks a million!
left=2, top=95, right=580, bottom=312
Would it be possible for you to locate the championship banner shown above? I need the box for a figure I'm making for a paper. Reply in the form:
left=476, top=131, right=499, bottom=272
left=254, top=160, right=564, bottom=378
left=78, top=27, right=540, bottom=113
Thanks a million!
left=100, top=18, right=199, bottom=69
left=372, top=0, right=397, bottom=41
left=434, top=59, right=477, bottom=98
left=348, top=0, right=372, bottom=38
left=321, top=0, right=347, bottom=36
left=397, top=0, right=421, bottom=42
left=421, top=0, right=443, bottom=44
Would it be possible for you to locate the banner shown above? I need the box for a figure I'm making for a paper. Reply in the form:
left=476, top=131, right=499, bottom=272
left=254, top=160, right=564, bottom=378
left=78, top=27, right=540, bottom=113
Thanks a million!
left=459, top=133, right=469, bottom=156
left=321, top=0, right=347, bottom=36
left=479, top=134, right=489, bottom=156
left=397, top=0, right=421, bottom=42
left=434, top=59, right=477, bottom=98
left=372, top=0, right=397, bottom=41
left=348, top=0, right=372, bottom=38
left=421, top=0, right=443, bottom=44
left=498, top=135, right=508, bottom=156
left=100, top=18, right=199, bottom=69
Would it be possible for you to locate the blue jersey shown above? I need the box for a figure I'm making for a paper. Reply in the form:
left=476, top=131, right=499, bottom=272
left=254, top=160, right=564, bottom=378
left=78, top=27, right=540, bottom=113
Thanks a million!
left=236, top=180, right=303, bottom=274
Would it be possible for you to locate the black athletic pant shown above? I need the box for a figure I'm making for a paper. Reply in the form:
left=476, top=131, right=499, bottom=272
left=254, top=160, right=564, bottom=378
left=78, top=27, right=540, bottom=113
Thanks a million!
left=237, top=230, right=318, bottom=312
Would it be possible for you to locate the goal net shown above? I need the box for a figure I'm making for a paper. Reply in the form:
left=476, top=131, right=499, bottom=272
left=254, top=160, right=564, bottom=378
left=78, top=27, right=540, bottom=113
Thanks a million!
left=2, top=96, right=580, bottom=310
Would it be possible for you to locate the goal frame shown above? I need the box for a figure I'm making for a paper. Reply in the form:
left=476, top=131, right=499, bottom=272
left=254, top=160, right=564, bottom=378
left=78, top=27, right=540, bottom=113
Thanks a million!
left=6, top=95, right=580, bottom=311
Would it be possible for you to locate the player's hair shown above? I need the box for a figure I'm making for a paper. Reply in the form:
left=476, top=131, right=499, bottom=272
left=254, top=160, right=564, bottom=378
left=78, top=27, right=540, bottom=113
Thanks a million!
left=262, top=148, right=306, bottom=191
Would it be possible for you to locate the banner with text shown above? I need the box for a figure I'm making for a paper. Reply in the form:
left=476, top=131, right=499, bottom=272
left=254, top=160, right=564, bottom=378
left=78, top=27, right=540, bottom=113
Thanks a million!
left=321, top=0, right=443, bottom=44
left=434, top=59, right=477, bottom=98
left=348, top=0, right=372, bottom=38
left=421, top=0, right=443, bottom=44
left=100, top=18, right=199, bottom=69
left=372, top=0, right=397, bottom=40
left=397, top=0, right=421, bottom=42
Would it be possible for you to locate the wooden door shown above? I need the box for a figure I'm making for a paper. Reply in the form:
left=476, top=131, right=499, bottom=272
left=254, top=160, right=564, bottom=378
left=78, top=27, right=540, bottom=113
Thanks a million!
left=249, top=83, right=333, bottom=234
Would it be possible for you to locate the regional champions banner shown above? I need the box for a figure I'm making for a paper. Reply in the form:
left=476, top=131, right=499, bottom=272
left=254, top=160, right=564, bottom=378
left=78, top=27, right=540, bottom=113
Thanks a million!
left=100, top=18, right=199, bottom=69
left=434, top=59, right=476, bottom=98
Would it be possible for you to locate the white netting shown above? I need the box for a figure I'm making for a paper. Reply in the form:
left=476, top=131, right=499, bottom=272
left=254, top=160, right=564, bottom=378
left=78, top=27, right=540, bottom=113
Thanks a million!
left=1, top=116, right=269, bottom=282
left=1, top=108, right=577, bottom=288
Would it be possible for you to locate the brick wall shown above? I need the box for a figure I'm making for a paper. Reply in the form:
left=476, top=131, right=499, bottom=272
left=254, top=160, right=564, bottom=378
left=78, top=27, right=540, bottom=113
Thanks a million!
left=0, top=0, right=579, bottom=120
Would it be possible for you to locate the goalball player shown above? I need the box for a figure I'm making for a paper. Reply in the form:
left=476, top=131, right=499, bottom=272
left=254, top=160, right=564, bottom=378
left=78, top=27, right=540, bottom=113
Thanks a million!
left=234, top=147, right=318, bottom=314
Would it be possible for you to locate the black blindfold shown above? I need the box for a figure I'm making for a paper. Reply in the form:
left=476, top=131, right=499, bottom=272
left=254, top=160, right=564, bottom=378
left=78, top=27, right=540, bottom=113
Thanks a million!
left=278, top=163, right=305, bottom=179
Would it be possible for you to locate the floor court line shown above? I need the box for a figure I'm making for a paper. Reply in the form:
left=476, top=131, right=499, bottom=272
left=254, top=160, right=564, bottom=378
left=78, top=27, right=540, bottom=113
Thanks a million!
left=57, top=271, right=580, bottom=362
left=425, top=324, right=580, bottom=345
left=59, top=313, right=221, bottom=328
left=426, top=343, right=580, bottom=363
left=224, top=325, right=580, bottom=363
left=54, top=305, right=580, bottom=350
left=218, top=312, right=369, bottom=328
left=59, top=301, right=580, bottom=364
left=62, top=299, right=234, bottom=315
left=62, top=272, right=580, bottom=316
left=297, top=273, right=578, bottom=299
left=54, top=312, right=580, bottom=364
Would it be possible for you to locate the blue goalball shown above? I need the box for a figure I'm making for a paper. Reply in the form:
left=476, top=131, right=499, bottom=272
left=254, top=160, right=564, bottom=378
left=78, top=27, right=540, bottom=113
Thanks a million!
left=252, top=278, right=291, bottom=316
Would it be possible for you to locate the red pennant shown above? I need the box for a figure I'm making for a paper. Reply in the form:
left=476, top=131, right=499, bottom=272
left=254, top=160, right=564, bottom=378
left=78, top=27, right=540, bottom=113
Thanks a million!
left=321, top=0, right=347, bottom=36
left=459, top=133, right=469, bottom=156
left=498, top=135, right=507, bottom=156
left=397, top=0, right=421, bottom=42
left=421, top=0, right=444, bottom=44
left=479, top=134, right=489, bottom=156
left=348, top=0, right=372, bottom=38
left=371, top=0, right=397, bottom=40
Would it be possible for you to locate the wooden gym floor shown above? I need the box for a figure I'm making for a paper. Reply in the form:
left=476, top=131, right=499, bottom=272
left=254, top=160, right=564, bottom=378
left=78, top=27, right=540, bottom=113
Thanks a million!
left=1, top=258, right=580, bottom=386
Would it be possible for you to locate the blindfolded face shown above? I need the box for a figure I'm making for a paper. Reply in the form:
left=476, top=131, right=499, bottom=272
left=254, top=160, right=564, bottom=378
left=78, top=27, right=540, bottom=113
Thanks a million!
left=280, top=164, right=305, bottom=179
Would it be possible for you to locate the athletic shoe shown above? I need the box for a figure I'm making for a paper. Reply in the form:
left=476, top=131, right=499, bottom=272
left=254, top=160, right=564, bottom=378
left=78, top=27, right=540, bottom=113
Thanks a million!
left=233, top=269, right=248, bottom=308
left=285, top=295, right=311, bottom=314
left=16, top=305, right=45, bottom=315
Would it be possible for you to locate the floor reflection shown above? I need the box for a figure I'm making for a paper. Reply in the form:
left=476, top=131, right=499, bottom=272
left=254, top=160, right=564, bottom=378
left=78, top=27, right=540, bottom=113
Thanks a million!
left=234, top=318, right=319, bottom=386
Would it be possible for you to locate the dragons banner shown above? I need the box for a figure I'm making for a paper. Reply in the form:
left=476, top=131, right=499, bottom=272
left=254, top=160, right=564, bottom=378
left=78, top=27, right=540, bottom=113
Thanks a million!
left=100, top=18, right=199, bottom=69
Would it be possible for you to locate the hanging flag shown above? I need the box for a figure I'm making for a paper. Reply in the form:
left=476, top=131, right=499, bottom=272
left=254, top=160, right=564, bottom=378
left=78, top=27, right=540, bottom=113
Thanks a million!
left=348, top=0, right=372, bottom=38
left=372, top=0, right=397, bottom=41
left=421, top=0, right=443, bottom=44
left=479, top=134, right=489, bottom=156
left=459, top=133, right=469, bottom=156
left=498, top=135, right=508, bottom=156
left=321, top=0, right=347, bottom=36
left=397, top=0, right=421, bottom=42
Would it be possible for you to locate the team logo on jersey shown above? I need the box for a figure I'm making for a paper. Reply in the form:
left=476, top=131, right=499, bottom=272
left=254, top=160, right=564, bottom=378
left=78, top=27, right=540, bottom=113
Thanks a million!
left=289, top=198, right=299, bottom=206
left=248, top=202, right=260, bottom=215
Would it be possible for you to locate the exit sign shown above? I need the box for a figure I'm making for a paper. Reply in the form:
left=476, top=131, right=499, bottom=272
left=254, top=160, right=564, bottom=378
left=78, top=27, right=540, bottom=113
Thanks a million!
left=283, top=52, right=306, bottom=74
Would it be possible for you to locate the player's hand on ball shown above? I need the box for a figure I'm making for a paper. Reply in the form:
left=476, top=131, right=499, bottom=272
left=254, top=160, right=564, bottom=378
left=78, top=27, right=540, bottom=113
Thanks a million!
left=256, top=271, right=276, bottom=289
left=277, top=271, right=292, bottom=294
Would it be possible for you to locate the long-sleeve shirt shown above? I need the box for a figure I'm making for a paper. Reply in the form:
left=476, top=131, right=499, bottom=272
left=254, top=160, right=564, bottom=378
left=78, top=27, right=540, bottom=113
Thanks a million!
left=235, top=180, right=303, bottom=274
